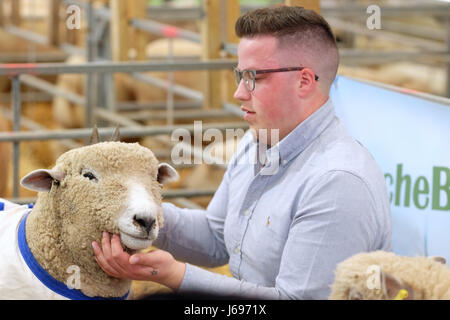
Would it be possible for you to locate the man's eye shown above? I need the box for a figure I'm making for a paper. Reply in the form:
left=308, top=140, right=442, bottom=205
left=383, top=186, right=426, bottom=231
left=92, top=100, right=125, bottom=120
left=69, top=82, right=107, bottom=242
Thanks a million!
left=83, top=172, right=96, bottom=180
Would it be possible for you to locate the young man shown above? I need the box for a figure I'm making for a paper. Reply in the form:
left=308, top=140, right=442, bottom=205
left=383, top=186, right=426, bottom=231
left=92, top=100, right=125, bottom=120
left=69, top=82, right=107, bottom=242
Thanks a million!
left=93, top=6, right=392, bottom=299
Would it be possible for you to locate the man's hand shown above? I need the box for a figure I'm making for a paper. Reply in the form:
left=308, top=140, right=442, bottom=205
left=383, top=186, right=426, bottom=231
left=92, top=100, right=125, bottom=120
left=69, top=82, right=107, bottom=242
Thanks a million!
left=92, top=232, right=186, bottom=291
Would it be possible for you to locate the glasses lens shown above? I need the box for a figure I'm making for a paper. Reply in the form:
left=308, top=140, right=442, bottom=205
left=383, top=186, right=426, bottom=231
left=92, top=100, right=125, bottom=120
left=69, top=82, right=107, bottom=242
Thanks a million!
left=233, top=68, right=242, bottom=87
left=242, top=70, right=255, bottom=91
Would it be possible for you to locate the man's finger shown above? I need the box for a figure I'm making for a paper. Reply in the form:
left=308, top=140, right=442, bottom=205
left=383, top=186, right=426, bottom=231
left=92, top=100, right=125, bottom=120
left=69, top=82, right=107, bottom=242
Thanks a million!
left=99, top=233, right=131, bottom=277
left=110, top=234, right=133, bottom=270
left=92, top=241, right=121, bottom=278
left=129, top=249, right=163, bottom=266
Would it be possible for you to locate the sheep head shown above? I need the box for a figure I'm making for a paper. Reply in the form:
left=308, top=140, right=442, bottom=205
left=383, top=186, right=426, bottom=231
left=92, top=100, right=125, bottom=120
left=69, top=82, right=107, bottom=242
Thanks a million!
left=21, top=136, right=178, bottom=253
left=329, top=251, right=418, bottom=300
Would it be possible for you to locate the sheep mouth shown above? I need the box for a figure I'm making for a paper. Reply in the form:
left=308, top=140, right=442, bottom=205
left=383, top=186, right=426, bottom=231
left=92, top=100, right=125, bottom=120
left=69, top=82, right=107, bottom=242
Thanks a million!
left=119, top=230, right=155, bottom=251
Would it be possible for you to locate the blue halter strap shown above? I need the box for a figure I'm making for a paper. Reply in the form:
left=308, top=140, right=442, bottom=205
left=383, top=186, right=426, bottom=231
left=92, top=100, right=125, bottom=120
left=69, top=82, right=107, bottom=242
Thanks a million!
left=18, top=212, right=129, bottom=300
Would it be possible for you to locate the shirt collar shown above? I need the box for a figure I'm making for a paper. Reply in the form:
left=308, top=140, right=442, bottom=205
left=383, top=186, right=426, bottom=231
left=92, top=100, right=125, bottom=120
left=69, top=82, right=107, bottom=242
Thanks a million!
left=257, top=98, right=336, bottom=169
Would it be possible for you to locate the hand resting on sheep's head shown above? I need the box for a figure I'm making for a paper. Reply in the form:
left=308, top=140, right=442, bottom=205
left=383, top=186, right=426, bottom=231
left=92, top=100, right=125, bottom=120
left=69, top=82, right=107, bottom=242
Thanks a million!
left=18, top=127, right=179, bottom=299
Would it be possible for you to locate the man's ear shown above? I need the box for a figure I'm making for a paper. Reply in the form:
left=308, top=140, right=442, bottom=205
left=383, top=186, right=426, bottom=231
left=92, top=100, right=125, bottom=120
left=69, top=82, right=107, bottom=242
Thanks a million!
left=380, top=269, right=414, bottom=300
left=157, top=163, right=179, bottom=185
left=20, top=169, right=65, bottom=192
left=297, top=68, right=317, bottom=97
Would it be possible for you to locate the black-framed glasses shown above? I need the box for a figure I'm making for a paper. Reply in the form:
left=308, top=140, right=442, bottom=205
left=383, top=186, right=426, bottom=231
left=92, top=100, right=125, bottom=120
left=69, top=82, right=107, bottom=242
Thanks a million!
left=233, top=67, right=319, bottom=92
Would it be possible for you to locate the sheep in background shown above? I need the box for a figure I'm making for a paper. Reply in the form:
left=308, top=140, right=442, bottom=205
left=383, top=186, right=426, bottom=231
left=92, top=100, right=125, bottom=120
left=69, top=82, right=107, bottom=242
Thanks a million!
left=338, top=63, right=446, bottom=97
left=51, top=39, right=205, bottom=160
left=0, top=128, right=178, bottom=299
left=52, top=38, right=204, bottom=131
left=179, top=134, right=243, bottom=207
left=329, top=250, right=450, bottom=300
left=51, top=55, right=138, bottom=130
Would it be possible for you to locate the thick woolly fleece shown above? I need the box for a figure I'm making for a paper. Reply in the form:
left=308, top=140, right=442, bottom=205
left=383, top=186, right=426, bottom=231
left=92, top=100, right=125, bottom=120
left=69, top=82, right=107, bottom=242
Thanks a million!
left=329, top=251, right=450, bottom=300
left=24, top=142, right=163, bottom=298
left=0, top=202, right=69, bottom=299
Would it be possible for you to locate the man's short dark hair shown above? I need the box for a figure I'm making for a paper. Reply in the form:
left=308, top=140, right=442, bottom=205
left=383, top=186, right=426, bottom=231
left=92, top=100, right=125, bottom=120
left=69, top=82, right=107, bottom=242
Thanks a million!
left=235, top=6, right=336, bottom=44
left=235, top=6, right=339, bottom=91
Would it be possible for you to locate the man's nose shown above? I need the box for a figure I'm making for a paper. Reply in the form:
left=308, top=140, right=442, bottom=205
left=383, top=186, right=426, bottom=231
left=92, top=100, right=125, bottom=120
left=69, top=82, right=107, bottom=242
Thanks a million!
left=233, top=79, right=251, bottom=101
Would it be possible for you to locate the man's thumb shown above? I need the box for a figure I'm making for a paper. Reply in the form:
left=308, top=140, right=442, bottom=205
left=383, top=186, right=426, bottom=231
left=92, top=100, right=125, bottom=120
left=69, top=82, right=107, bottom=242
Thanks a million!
left=129, top=255, right=140, bottom=265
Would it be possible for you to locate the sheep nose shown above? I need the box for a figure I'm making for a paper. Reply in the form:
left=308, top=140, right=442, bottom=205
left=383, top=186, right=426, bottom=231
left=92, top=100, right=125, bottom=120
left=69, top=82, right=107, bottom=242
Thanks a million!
left=133, top=215, right=155, bottom=234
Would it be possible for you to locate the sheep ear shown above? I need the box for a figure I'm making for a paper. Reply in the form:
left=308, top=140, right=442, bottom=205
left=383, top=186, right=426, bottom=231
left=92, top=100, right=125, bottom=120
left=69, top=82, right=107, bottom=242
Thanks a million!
left=110, top=126, right=120, bottom=142
left=20, top=169, right=65, bottom=192
left=89, top=125, right=100, bottom=145
left=380, top=270, right=414, bottom=300
left=157, top=163, right=179, bottom=184
left=429, top=256, right=446, bottom=264
left=348, top=288, right=363, bottom=300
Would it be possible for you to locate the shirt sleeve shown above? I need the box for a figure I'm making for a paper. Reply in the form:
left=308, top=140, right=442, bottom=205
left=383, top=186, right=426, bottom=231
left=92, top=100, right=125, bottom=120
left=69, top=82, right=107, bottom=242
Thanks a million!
left=153, top=164, right=232, bottom=267
left=177, top=170, right=381, bottom=299
left=153, top=131, right=254, bottom=267
left=275, top=170, right=380, bottom=299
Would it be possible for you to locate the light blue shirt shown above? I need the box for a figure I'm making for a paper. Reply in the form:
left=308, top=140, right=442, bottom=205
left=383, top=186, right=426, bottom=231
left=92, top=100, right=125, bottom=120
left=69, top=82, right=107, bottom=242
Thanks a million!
left=154, top=98, right=392, bottom=299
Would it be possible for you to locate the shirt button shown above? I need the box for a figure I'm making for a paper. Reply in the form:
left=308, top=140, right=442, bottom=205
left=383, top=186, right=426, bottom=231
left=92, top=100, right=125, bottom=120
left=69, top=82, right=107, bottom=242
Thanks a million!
left=282, top=160, right=288, bottom=165
left=243, top=209, right=250, bottom=216
left=234, top=247, right=240, bottom=254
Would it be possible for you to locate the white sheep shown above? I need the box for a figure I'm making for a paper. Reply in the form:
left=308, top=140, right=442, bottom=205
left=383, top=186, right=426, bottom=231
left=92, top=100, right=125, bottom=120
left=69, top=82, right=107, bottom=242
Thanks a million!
left=0, top=128, right=178, bottom=300
left=329, top=250, right=450, bottom=300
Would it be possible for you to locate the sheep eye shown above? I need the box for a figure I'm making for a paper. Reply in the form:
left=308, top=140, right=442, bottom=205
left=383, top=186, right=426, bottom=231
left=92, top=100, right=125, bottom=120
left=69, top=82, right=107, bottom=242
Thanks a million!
left=83, top=172, right=96, bottom=181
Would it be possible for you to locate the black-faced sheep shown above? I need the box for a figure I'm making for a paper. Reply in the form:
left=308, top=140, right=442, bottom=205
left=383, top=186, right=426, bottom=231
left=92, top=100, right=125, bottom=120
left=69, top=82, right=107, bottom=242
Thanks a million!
left=329, top=250, right=450, bottom=300
left=0, top=128, right=178, bottom=299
